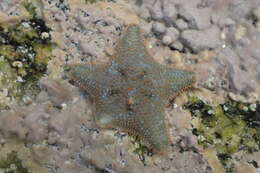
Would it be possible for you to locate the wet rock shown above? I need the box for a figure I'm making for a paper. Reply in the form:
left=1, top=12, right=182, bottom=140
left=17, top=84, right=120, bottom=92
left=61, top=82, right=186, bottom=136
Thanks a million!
left=175, top=19, right=189, bottom=30
left=23, top=107, right=50, bottom=143
left=178, top=6, right=196, bottom=28
left=162, top=0, right=177, bottom=25
left=165, top=26, right=179, bottom=42
left=138, top=0, right=214, bottom=30
left=220, top=19, right=260, bottom=100
left=0, top=105, right=50, bottom=143
left=140, top=22, right=152, bottom=34
left=191, top=8, right=212, bottom=30
left=218, top=18, right=236, bottom=28
left=138, top=5, right=151, bottom=20
left=0, top=80, right=212, bottom=173
left=149, top=0, right=163, bottom=20
left=80, top=143, right=210, bottom=173
left=162, top=35, right=172, bottom=45
left=230, top=0, right=253, bottom=20
left=193, top=43, right=259, bottom=102
left=170, top=41, right=183, bottom=51
left=39, top=78, right=72, bottom=106
left=181, top=26, right=221, bottom=52
left=234, top=163, right=256, bottom=173
left=222, top=48, right=259, bottom=100
left=43, top=1, right=127, bottom=65
left=162, top=26, right=180, bottom=46
left=36, top=90, right=50, bottom=103
left=0, top=108, right=29, bottom=140
left=1, top=0, right=259, bottom=172
left=53, top=11, right=66, bottom=21
left=79, top=40, right=100, bottom=57
left=253, top=6, right=260, bottom=19
left=178, top=2, right=212, bottom=30
left=152, top=21, right=166, bottom=34
left=0, top=0, right=21, bottom=16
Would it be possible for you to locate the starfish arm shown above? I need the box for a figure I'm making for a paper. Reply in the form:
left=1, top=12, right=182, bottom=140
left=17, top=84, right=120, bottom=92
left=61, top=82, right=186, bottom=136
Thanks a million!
left=139, top=111, right=169, bottom=151
left=157, top=68, right=195, bottom=100
left=95, top=110, right=169, bottom=151
left=115, top=25, right=156, bottom=66
left=66, top=64, right=105, bottom=96
left=117, top=25, right=146, bottom=59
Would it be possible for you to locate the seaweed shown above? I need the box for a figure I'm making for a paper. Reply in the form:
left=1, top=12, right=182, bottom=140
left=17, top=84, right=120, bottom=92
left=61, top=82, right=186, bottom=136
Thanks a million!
left=22, top=0, right=37, bottom=17
left=184, top=94, right=260, bottom=172
left=0, top=151, right=29, bottom=173
left=0, top=17, right=53, bottom=109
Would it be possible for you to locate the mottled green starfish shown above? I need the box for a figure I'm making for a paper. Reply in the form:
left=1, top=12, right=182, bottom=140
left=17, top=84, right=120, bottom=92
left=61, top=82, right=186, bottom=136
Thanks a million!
left=66, top=25, right=195, bottom=151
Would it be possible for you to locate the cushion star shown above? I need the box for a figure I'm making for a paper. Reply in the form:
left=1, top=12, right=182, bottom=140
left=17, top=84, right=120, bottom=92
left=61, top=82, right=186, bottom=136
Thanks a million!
left=66, top=25, right=195, bottom=151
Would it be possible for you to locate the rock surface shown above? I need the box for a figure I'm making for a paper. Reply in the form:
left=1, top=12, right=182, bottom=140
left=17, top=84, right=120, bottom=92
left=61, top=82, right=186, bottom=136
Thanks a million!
left=0, top=78, right=210, bottom=173
left=137, top=0, right=260, bottom=102
left=181, top=26, right=221, bottom=52
left=0, top=0, right=259, bottom=173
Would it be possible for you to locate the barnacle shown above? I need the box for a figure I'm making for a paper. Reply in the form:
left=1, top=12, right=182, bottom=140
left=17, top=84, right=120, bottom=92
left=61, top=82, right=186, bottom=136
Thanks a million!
left=0, top=17, right=53, bottom=109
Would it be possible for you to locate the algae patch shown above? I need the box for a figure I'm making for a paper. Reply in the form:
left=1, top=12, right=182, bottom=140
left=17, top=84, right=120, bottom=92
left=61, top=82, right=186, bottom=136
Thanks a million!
left=0, top=18, right=53, bottom=109
left=0, top=151, right=29, bottom=173
left=22, top=0, right=37, bottom=18
left=184, top=94, right=260, bottom=172
left=85, top=0, right=104, bottom=4
left=129, top=135, right=153, bottom=165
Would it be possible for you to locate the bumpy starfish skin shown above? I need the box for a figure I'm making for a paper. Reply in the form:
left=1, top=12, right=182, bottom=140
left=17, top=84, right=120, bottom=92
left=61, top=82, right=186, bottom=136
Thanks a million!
left=66, top=25, right=195, bottom=151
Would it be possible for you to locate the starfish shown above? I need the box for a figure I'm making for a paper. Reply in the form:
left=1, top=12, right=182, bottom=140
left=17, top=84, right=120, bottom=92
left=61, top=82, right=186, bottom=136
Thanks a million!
left=66, top=25, right=195, bottom=151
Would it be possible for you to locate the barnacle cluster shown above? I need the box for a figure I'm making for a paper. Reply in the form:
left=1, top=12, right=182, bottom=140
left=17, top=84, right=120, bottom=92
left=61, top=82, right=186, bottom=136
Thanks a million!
left=184, top=94, right=260, bottom=172
left=0, top=17, right=53, bottom=109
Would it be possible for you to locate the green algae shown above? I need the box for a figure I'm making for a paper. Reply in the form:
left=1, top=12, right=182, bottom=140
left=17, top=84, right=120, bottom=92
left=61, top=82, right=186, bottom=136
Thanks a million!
left=130, top=135, right=153, bottom=165
left=22, top=0, right=37, bottom=17
left=0, top=151, right=29, bottom=173
left=85, top=0, right=104, bottom=4
left=184, top=94, right=260, bottom=172
left=0, top=18, right=53, bottom=109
